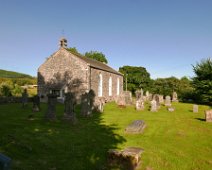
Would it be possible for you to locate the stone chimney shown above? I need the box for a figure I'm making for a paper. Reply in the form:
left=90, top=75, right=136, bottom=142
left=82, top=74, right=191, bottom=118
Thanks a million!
left=59, top=37, right=67, bottom=48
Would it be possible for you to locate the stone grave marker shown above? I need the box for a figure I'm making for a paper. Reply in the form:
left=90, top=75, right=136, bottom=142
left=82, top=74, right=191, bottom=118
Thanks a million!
left=172, top=91, right=178, bottom=102
left=45, top=93, right=57, bottom=120
left=116, top=93, right=126, bottom=107
left=64, top=92, right=77, bottom=122
left=21, top=89, right=28, bottom=108
left=193, top=104, right=198, bottom=113
left=150, top=99, right=157, bottom=112
left=145, top=91, right=149, bottom=101
left=125, top=120, right=146, bottom=134
left=159, top=95, right=164, bottom=104
left=32, top=95, right=40, bottom=112
left=205, top=110, right=212, bottom=122
left=135, top=99, right=144, bottom=111
left=165, top=96, right=171, bottom=106
left=0, top=153, right=11, bottom=170
left=108, top=147, right=144, bottom=170
left=124, top=91, right=133, bottom=105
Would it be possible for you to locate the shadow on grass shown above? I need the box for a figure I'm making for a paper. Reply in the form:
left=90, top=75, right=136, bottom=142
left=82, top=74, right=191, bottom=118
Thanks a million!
left=195, top=118, right=205, bottom=122
left=0, top=103, right=126, bottom=170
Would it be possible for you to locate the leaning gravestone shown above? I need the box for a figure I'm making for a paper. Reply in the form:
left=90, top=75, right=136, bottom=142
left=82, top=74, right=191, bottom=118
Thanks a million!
left=205, top=110, right=212, bottom=122
left=64, top=92, right=77, bottom=122
left=193, top=104, right=198, bottom=113
left=165, top=96, right=171, bottom=106
left=0, top=153, right=11, bottom=170
left=45, top=94, right=57, bottom=120
left=151, top=99, right=157, bottom=112
left=125, top=120, right=146, bottom=134
left=108, top=147, right=144, bottom=170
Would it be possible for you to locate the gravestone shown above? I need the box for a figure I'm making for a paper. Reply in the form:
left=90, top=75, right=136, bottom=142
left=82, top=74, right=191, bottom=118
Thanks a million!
left=145, top=91, right=149, bottom=101
left=32, top=95, right=40, bottom=112
left=135, top=90, right=141, bottom=101
left=0, top=153, right=11, bottom=170
left=108, top=147, right=144, bottom=170
left=159, top=95, right=164, bottom=104
left=168, top=107, right=175, bottom=112
left=45, top=94, right=57, bottom=120
left=125, top=120, right=146, bottom=134
left=140, top=88, right=144, bottom=98
left=154, top=94, right=160, bottom=108
left=116, top=93, right=126, bottom=107
left=64, top=92, right=77, bottom=121
left=205, top=110, right=212, bottom=122
left=150, top=99, right=157, bottom=112
left=172, top=91, right=178, bottom=102
left=97, top=97, right=105, bottom=113
left=135, top=99, right=144, bottom=111
left=165, top=96, right=171, bottom=106
left=124, top=91, right=133, bottom=105
left=21, top=89, right=28, bottom=108
left=193, top=104, right=198, bottom=113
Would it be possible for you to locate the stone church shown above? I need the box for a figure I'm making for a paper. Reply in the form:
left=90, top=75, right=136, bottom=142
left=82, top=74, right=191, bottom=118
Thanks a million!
left=37, top=38, right=123, bottom=104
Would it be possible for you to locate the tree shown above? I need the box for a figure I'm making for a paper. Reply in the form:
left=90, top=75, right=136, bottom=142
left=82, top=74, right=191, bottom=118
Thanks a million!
left=119, top=66, right=152, bottom=93
left=67, top=47, right=82, bottom=56
left=192, top=58, right=212, bottom=104
left=84, top=51, right=108, bottom=64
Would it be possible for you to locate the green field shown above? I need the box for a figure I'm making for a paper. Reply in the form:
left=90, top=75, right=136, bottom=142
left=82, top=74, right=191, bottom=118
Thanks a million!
left=0, top=102, right=211, bottom=170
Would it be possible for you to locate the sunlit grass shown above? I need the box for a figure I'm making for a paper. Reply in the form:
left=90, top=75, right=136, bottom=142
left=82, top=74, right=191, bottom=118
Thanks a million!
left=0, top=102, right=211, bottom=170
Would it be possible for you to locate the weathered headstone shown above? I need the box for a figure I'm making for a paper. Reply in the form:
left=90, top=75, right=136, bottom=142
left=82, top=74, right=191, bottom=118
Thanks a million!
left=205, top=110, right=212, bottom=122
left=116, top=93, right=126, bottom=107
left=135, top=99, right=144, bottom=111
left=124, top=91, right=133, bottom=105
left=64, top=92, right=77, bottom=121
left=21, top=89, right=28, bottom=108
left=150, top=99, right=157, bottom=112
left=159, top=95, right=164, bottom=104
left=135, top=90, right=141, bottom=101
left=97, top=97, right=105, bottom=113
left=154, top=94, right=160, bottom=108
left=145, top=91, right=149, bottom=101
left=32, top=95, right=40, bottom=112
left=108, top=147, right=144, bottom=170
left=165, top=96, right=171, bottom=106
left=45, top=94, right=57, bottom=120
left=0, top=153, right=11, bottom=170
left=193, top=104, right=198, bottom=113
left=172, top=91, right=178, bottom=102
left=125, top=120, right=146, bottom=134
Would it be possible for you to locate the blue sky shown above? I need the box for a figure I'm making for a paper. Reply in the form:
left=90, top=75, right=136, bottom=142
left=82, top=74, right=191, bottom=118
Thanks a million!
left=0, top=0, right=211, bottom=79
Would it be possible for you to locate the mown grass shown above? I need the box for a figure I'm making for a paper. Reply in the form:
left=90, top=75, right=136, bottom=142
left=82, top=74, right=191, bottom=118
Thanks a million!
left=0, top=102, right=211, bottom=170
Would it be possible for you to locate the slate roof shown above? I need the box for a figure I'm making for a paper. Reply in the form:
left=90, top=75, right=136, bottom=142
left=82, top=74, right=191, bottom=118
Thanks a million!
left=68, top=50, right=123, bottom=76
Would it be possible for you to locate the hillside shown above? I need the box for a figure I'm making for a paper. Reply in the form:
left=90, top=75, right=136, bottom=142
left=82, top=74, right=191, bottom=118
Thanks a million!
left=0, top=69, right=33, bottom=78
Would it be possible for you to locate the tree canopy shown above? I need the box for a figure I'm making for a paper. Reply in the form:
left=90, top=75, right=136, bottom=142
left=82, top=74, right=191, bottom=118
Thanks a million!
left=192, top=58, right=212, bottom=104
left=119, top=66, right=152, bottom=93
left=84, top=51, right=108, bottom=64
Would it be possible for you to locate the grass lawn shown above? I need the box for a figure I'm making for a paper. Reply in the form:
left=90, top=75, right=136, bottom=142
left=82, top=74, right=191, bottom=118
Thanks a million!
left=0, top=102, right=211, bottom=170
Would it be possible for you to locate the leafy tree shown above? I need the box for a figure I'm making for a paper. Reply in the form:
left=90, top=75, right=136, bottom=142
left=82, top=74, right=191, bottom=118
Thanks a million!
left=85, top=51, right=108, bottom=63
left=192, top=58, right=212, bottom=104
left=67, top=47, right=82, bottom=56
left=119, top=66, right=152, bottom=93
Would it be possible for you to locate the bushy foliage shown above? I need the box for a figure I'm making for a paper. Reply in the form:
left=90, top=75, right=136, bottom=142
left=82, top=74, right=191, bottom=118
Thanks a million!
left=192, top=58, right=212, bottom=104
left=119, top=66, right=152, bottom=94
left=85, top=51, right=108, bottom=63
left=0, top=69, right=33, bottom=78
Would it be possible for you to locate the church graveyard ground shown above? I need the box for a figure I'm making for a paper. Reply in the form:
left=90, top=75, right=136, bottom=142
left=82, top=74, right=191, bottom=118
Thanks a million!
left=0, top=101, right=211, bottom=170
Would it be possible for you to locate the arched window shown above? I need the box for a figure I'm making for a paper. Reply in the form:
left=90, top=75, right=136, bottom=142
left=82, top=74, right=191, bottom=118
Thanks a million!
left=117, top=77, right=120, bottom=95
left=98, top=73, right=103, bottom=97
left=109, top=76, right=112, bottom=96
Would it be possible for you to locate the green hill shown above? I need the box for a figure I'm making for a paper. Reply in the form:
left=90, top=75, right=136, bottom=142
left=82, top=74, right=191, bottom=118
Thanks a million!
left=0, top=69, right=33, bottom=78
